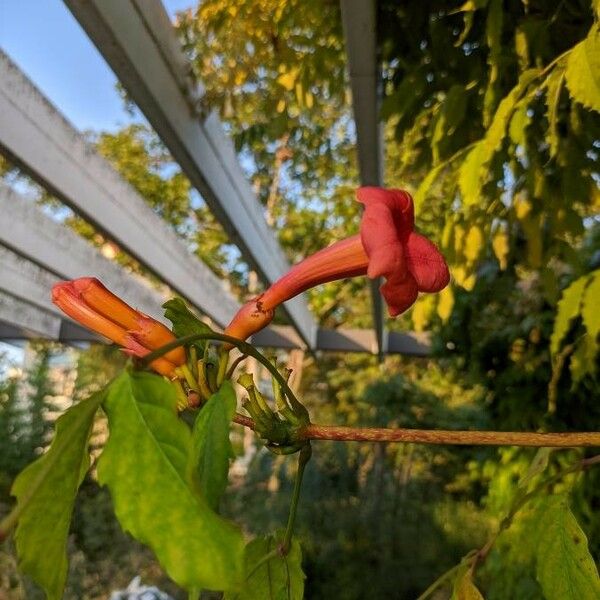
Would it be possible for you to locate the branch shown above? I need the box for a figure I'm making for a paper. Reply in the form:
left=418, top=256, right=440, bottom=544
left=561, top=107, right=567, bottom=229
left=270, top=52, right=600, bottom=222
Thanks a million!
left=296, top=424, right=600, bottom=447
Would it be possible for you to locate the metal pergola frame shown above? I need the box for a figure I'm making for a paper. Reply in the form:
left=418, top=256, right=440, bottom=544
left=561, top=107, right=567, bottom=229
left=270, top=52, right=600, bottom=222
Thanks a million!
left=0, top=0, right=431, bottom=357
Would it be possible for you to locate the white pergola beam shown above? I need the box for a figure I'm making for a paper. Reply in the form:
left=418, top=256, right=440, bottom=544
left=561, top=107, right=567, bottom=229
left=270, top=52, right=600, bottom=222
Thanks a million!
left=63, top=0, right=317, bottom=349
left=0, top=183, right=168, bottom=323
left=340, top=0, right=387, bottom=356
left=0, top=50, right=239, bottom=328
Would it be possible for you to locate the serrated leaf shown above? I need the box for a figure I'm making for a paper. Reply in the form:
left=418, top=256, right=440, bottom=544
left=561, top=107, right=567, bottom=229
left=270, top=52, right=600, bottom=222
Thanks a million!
left=163, top=297, right=212, bottom=352
left=581, top=269, right=600, bottom=360
left=569, top=335, right=595, bottom=384
left=459, top=143, right=486, bottom=207
left=10, top=391, right=104, bottom=600
left=545, top=67, right=565, bottom=157
left=459, top=71, right=539, bottom=206
left=451, top=567, right=485, bottom=600
left=431, top=85, right=467, bottom=163
left=98, top=371, right=244, bottom=592
left=187, top=381, right=237, bottom=510
left=550, top=274, right=591, bottom=355
left=535, top=495, right=600, bottom=600
left=225, top=533, right=305, bottom=600
left=565, top=27, right=600, bottom=113
left=508, top=101, right=530, bottom=147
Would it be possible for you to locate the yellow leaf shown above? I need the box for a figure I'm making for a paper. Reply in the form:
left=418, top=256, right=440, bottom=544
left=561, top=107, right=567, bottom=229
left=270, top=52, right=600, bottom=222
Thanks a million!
left=276, top=99, right=286, bottom=113
left=465, top=225, right=484, bottom=265
left=453, top=266, right=477, bottom=291
left=437, top=286, right=455, bottom=322
left=277, top=68, right=298, bottom=91
left=492, top=229, right=510, bottom=270
left=452, top=568, right=485, bottom=600
left=412, top=295, right=436, bottom=332
left=514, top=195, right=532, bottom=220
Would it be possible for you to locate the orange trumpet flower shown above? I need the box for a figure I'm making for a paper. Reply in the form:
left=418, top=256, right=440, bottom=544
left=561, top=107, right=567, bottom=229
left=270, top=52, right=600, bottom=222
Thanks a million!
left=225, top=186, right=449, bottom=341
left=52, top=278, right=185, bottom=377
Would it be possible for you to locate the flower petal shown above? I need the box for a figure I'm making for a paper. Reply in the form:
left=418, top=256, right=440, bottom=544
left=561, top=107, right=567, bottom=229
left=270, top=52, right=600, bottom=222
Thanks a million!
left=357, top=187, right=414, bottom=238
left=380, top=270, right=419, bottom=317
left=405, top=232, right=450, bottom=293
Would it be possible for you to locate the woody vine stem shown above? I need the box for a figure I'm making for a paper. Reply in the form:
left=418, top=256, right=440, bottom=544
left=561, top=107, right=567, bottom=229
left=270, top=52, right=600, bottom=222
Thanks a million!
left=142, top=333, right=600, bottom=448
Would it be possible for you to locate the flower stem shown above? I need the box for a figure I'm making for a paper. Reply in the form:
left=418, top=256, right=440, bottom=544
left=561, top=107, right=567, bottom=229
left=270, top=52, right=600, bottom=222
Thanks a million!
left=282, top=443, right=312, bottom=554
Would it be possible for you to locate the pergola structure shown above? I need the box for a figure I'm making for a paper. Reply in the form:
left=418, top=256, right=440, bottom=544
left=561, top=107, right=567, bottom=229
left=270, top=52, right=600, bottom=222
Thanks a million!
left=0, top=0, right=430, bottom=357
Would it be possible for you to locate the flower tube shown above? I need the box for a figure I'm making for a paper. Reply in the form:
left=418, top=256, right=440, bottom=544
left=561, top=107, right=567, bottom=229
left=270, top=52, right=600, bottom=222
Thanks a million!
left=225, top=186, right=449, bottom=341
left=52, top=279, right=183, bottom=377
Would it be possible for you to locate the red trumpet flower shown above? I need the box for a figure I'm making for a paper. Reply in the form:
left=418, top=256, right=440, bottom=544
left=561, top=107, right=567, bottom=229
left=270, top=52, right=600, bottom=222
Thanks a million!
left=52, top=278, right=185, bottom=377
left=225, top=186, right=449, bottom=341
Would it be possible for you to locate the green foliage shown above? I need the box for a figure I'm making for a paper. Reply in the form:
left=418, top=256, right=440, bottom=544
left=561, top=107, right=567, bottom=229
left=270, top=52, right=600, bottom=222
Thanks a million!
left=565, top=26, right=600, bottom=113
left=163, top=297, right=212, bottom=352
left=224, top=532, right=304, bottom=600
left=550, top=269, right=600, bottom=382
left=534, top=495, right=600, bottom=600
left=187, top=381, right=236, bottom=510
left=452, top=567, right=485, bottom=600
left=9, top=391, right=104, bottom=600
left=97, top=371, right=244, bottom=592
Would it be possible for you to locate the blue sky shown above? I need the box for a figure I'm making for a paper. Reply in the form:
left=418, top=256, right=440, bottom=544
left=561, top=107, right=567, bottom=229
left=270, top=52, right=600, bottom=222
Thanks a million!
left=0, top=0, right=193, bottom=132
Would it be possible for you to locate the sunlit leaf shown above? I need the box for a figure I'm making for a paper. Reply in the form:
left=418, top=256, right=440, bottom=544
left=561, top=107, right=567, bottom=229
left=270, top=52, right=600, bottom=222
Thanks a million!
left=224, top=533, right=305, bottom=600
left=550, top=274, right=591, bottom=355
left=465, top=225, right=484, bottom=265
left=581, top=269, right=600, bottom=362
left=535, top=495, right=600, bottom=600
left=187, top=381, right=237, bottom=510
left=11, top=391, right=104, bottom=600
left=565, top=27, right=600, bottom=113
left=545, top=66, right=565, bottom=157
left=437, top=286, right=455, bottom=322
left=452, top=566, right=485, bottom=600
left=492, top=228, right=510, bottom=270
left=98, top=371, right=244, bottom=592
left=412, top=294, right=437, bottom=332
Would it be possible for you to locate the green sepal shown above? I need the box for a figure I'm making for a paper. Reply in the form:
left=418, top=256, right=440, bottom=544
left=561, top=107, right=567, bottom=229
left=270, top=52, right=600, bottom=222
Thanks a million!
left=163, top=297, right=212, bottom=352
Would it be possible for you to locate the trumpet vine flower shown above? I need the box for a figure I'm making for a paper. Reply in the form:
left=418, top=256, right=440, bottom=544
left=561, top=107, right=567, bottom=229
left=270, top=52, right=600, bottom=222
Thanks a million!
left=52, top=278, right=184, bottom=377
left=225, top=186, right=449, bottom=341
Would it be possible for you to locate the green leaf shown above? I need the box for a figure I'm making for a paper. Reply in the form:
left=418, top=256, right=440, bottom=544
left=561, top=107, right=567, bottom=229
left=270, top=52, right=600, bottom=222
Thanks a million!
left=187, top=381, right=236, bottom=510
left=459, top=70, right=538, bottom=206
left=458, top=143, right=486, bottom=207
left=550, top=274, right=591, bottom=355
left=224, top=533, right=305, bottom=600
left=451, top=566, right=485, bottom=600
left=10, top=391, right=104, bottom=600
left=518, top=448, right=552, bottom=489
left=545, top=66, right=565, bottom=157
left=535, top=495, right=600, bottom=600
left=569, top=335, right=595, bottom=384
left=431, top=85, right=467, bottom=163
left=581, top=269, right=600, bottom=360
left=163, top=297, right=212, bottom=351
left=565, top=27, right=600, bottom=113
left=98, top=371, right=244, bottom=592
